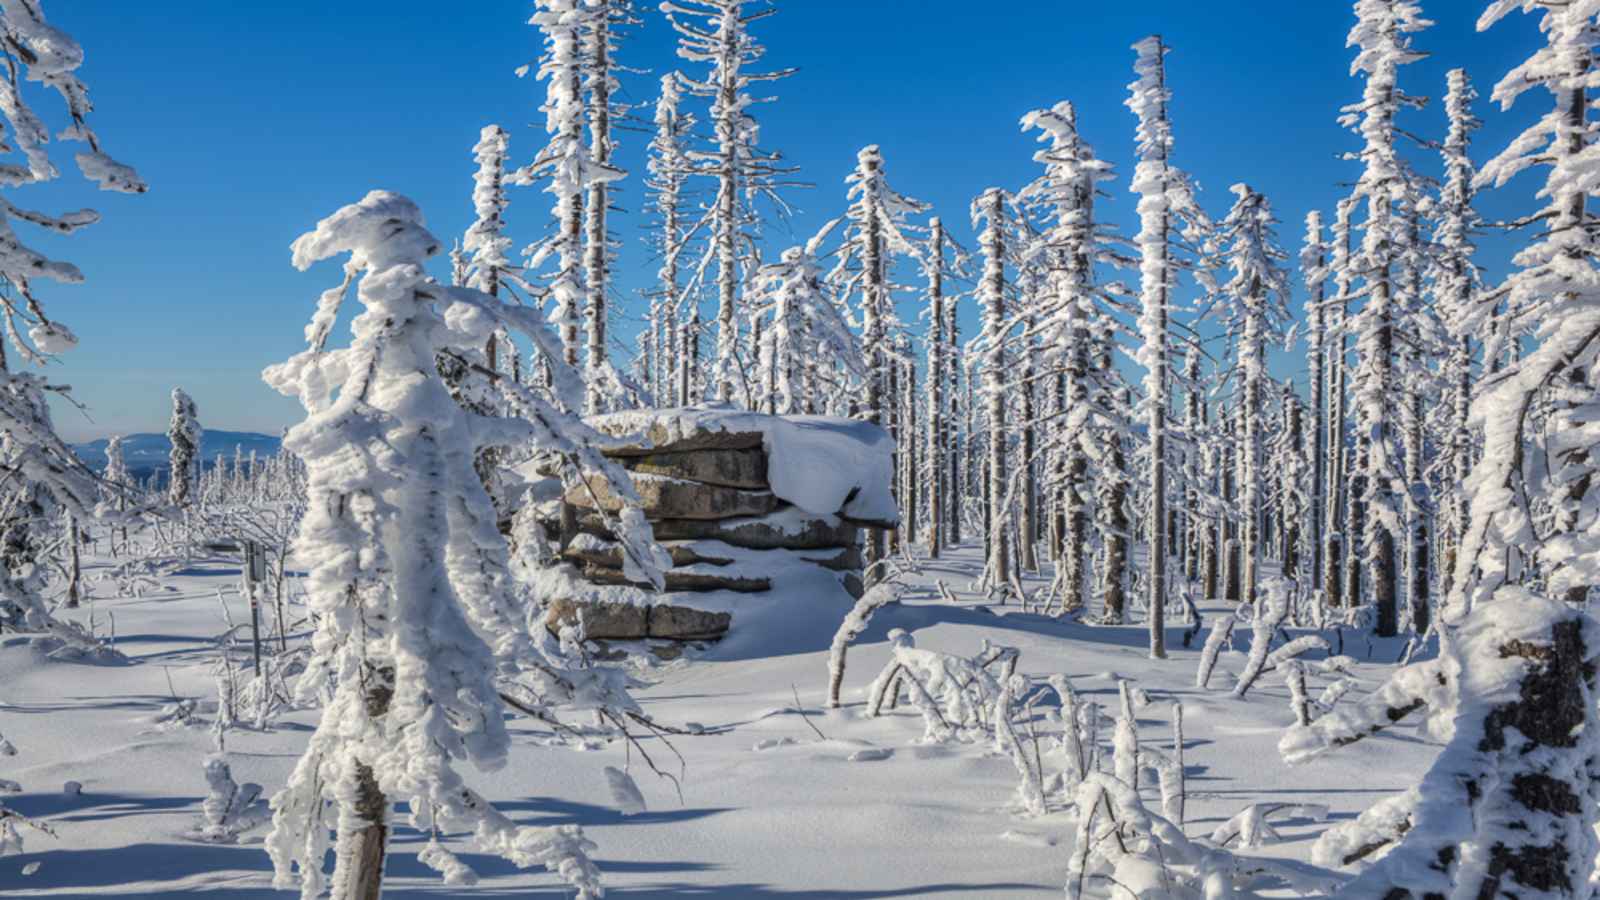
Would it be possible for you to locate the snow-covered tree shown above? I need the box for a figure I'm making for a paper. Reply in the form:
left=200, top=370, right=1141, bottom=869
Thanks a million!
left=835, top=144, right=927, bottom=568
left=1211, top=184, right=1292, bottom=605
left=1325, top=198, right=1357, bottom=609
left=1126, top=35, right=1213, bottom=656
left=167, top=388, right=202, bottom=508
left=464, top=125, right=515, bottom=301
left=974, top=187, right=1017, bottom=589
left=923, top=217, right=953, bottom=558
left=261, top=191, right=637, bottom=899
left=643, top=73, right=697, bottom=405
left=750, top=219, right=860, bottom=415
left=1431, top=66, right=1483, bottom=601
left=1300, top=211, right=1332, bottom=601
left=834, top=145, right=927, bottom=424
left=1285, top=6, right=1600, bottom=894
left=521, top=0, right=623, bottom=403
left=662, top=0, right=799, bottom=405
left=581, top=0, right=635, bottom=414
left=1015, top=100, right=1128, bottom=614
left=0, top=0, right=144, bottom=659
left=1340, top=0, right=1431, bottom=635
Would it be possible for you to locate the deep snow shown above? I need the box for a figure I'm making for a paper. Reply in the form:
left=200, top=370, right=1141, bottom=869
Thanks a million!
left=0, top=542, right=1435, bottom=897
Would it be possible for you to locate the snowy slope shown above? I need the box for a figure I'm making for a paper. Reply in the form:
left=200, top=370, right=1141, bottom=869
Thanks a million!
left=0, top=543, right=1434, bottom=897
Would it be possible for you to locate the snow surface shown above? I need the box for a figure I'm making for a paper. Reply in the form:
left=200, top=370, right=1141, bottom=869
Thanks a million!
left=0, top=541, right=1439, bottom=897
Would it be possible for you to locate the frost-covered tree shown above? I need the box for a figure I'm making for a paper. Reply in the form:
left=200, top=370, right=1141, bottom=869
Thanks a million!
left=463, top=125, right=515, bottom=302
left=0, top=0, right=144, bottom=657
left=167, top=388, right=202, bottom=508
left=662, top=0, right=799, bottom=405
left=923, top=216, right=954, bottom=558
left=1431, top=67, right=1483, bottom=600
left=1340, top=0, right=1431, bottom=636
left=643, top=73, right=697, bottom=405
left=1283, top=6, right=1600, bottom=894
left=835, top=145, right=927, bottom=566
left=580, top=0, right=635, bottom=414
left=1127, top=36, right=1213, bottom=656
left=261, top=192, right=625, bottom=899
left=521, top=0, right=623, bottom=402
left=750, top=219, right=861, bottom=415
left=835, top=145, right=927, bottom=426
left=1211, top=184, right=1291, bottom=605
left=1325, top=198, right=1357, bottom=609
left=974, top=188, right=1016, bottom=589
left=1300, top=211, right=1332, bottom=600
left=1015, top=100, right=1128, bottom=614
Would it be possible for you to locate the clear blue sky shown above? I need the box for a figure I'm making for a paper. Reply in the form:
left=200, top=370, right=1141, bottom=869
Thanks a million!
left=31, top=0, right=1539, bottom=440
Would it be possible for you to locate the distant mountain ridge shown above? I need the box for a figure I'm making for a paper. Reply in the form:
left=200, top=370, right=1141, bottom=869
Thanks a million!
left=72, top=430, right=281, bottom=477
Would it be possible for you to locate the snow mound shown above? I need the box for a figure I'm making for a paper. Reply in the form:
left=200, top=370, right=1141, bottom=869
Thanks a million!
left=588, top=405, right=898, bottom=527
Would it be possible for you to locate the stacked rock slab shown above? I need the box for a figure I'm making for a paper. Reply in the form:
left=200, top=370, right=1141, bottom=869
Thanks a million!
left=540, top=407, right=895, bottom=642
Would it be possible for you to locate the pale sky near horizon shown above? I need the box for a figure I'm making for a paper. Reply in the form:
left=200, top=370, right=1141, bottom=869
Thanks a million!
left=29, top=1, right=1540, bottom=441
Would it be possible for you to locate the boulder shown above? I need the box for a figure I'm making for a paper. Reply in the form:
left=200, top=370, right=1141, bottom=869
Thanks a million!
left=565, top=472, right=780, bottom=521
left=648, top=604, right=732, bottom=640
left=546, top=596, right=648, bottom=640
left=579, top=563, right=771, bottom=594
left=800, top=545, right=865, bottom=573
left=589, top=415, right=766, bottom=457
left=622, top=447, right=767, bottom=490
left=562, top=539, right=735, bottom=570
left=648, top=509, right=859, bottom=551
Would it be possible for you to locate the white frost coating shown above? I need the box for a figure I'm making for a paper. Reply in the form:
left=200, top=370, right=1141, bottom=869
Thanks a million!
left=25, top=321, right=74, bottom=354
left=1278, top=656, right=1449, bottom=765
left=827, top=580, right=902, bottom=707
left=588, top=406, right=899, bottom=525
left=188, top=754, right=269, bottom=844
left=1195, top=613, right=1235, bottom=688
left=1312, top=789, right=1417, bottom=868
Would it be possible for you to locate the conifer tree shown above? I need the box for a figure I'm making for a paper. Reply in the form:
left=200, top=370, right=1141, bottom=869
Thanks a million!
left=662, top=0, right=798, bottom=405
left=923, top=217, right=951, bottom=558
left=1016, top=100, right=1127, bottom=613
left=1325, top=198, right=1357, bottom=609
left=974, top=187, right=1016, bottom=589
left=1295, top=10, right=1600, bottom=891
left=1431, top=67, right=1482, bottom=600
left=644, top=74, right=696, bottom=405
left=168, top=388, right=202, bottom=508
left=581, top=0, right=634, bottom=413
left=1212, top=184, right=1292, bottom=605
left=261, top=191, right=635, bottom=900
left=1341, top=0, right=1431, bottom=635
left=834, top=145, right=927, bottom=567
left=523, top=0, right=622, bottom=397
left=1127, top=36, right=1212, bottom=655
left=1300, top=211, right=1332, bottom=599
left=750, top=220, right=860, bottom=415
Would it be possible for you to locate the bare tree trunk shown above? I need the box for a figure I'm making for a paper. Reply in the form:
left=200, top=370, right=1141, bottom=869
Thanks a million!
left=331, top=667, right=393, bottom=900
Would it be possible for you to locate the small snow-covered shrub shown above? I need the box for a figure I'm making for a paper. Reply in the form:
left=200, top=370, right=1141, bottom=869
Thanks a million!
left=186, top=754, right=269, bottom=844
left=865, top=631, right=1013, bottom=742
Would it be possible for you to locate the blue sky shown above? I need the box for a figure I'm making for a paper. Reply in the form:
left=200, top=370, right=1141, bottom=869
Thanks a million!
left=29, top=1, right=1541, bottom=440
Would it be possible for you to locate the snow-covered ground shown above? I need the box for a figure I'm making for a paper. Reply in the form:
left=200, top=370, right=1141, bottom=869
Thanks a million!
left=0, top=543, right=1436, bottom=897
